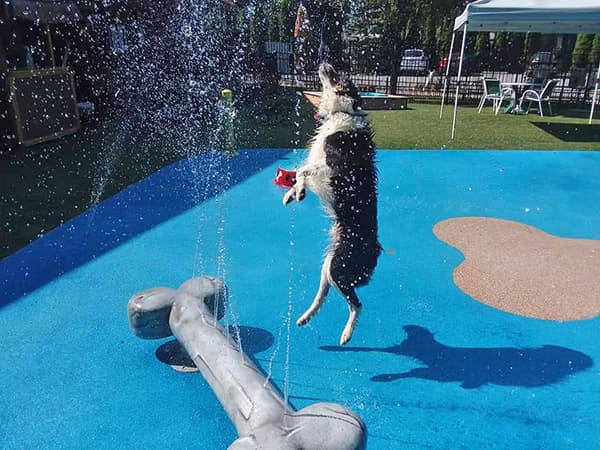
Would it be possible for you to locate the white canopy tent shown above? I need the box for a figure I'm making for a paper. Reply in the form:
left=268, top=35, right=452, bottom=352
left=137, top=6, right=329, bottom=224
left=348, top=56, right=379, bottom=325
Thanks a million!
left=440, top=0, right=600, bottom=138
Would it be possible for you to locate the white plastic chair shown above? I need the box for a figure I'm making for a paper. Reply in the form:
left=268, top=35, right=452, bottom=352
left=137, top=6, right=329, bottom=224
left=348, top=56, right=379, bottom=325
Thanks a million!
left=477, top=78, right=512, bottom=114
left=518, top=79, right=559, bottom=117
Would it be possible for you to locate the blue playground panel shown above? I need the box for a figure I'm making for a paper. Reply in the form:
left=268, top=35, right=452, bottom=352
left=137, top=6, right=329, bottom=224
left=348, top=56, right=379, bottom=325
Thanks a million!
left=1, top=149, right=599, bottom=449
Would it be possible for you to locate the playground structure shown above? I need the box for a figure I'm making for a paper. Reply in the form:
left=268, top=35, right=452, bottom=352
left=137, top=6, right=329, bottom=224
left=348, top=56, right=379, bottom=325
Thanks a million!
left=127, top=276, right=367, bottom=450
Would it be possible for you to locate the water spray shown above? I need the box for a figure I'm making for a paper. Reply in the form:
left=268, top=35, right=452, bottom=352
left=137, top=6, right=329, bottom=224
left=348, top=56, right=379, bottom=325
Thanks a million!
left=221, top=88, right=237, bottom=157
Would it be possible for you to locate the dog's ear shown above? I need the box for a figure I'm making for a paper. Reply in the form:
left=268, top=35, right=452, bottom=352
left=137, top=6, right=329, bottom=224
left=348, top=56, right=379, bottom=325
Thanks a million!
left=338, top=79, right=362, bottom=111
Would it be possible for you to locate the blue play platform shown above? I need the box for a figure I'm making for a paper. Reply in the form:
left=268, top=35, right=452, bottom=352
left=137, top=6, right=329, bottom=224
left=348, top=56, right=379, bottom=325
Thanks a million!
left=1, top=149, right=599, bottom=449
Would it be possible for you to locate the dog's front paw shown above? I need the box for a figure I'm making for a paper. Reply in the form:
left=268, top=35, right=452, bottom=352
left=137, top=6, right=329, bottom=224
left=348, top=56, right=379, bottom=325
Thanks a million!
left=340, top=323, right=356, bottom=345
left=296, top=188, right=306, bottom=201
left=296, top=313, right=311, bottom=327
left=283, top=188, right=296, bottom=206
left=340, top=329, right=353, bottom=346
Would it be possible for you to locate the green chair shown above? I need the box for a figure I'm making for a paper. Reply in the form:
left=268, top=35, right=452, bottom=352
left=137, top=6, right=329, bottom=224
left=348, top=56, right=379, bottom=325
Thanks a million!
left=477, top=78, right=512, bottom=114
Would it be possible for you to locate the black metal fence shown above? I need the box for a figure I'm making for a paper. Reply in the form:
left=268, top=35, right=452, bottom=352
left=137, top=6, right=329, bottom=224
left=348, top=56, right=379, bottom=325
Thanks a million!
left=280, top=68, right=598, bottom=106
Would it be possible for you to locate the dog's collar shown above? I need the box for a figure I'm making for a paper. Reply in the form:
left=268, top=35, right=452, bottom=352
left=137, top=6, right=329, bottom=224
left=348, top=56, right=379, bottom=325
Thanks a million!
left=315, top=110, right=367, bottom=122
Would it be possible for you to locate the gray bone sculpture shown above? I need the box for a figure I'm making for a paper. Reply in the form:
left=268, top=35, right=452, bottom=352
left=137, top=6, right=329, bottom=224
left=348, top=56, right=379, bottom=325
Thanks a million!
left=127, top=276, right=366, bottom=450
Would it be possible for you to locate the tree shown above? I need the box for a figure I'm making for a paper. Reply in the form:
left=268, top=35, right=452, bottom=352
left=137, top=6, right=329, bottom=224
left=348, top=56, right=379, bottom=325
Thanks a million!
left=248, top=3, right=268, bottom=60
left=572, top=33, right=594, bottom=68
left=379, top=1, right=402, bottom=70
left=523, top=32, right=541, bottom=61
left=490, top=32, right=508, bottom=68
left=318, top=2, right=348, bottom=66
left=506, top=33, right=525, bottom=72
left=424, top=0, right=466, bottom=66
left=344, top=0, right=383, bottom=73
left=273, top=0, right=296, bottom=42
left=474, top=32, right=490, bottom=69
left=251, top=0, right=513, bottom=75
left=589, top=34, right=600, bottom=66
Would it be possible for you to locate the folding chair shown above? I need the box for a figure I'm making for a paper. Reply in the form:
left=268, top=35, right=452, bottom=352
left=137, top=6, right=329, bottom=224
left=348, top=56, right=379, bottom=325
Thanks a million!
left=477, top=78, right=509, bottom=113
left=518, top=79, right=559, bottom=117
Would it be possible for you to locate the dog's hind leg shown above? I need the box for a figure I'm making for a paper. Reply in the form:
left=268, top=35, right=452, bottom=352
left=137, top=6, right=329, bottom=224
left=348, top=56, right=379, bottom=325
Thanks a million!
left=296, top=254, right=332, bottom=327
left=335, top=284, right=362, bottom=346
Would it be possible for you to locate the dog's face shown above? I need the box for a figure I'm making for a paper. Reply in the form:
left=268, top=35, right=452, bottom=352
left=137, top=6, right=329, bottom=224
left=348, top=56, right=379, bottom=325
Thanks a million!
left=318, top=63, right=362, bottom=117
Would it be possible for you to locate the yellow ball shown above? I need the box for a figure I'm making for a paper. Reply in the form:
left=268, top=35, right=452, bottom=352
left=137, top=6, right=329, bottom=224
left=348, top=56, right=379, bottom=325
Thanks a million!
left=221, top=88, right=232, bottom=98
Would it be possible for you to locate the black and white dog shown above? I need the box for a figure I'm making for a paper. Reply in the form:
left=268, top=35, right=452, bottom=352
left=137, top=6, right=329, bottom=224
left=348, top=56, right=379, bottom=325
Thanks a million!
left=283, top=63, right=381, bottom=345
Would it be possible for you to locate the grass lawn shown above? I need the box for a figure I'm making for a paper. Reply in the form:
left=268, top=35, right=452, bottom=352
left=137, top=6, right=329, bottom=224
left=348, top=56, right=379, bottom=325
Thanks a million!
left=1, top=92, right=598, bottom=259
left=371, top=102, right=600, bottom=150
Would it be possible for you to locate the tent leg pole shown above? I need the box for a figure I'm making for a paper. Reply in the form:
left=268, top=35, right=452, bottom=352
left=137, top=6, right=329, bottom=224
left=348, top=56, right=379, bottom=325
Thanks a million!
left=589, top=60, right=600, bottom=124
left=440, top=31, right=456, bottom=118
left=46, top=25, right=55, bottom=67
left=451, top=24, right=468, bottom=140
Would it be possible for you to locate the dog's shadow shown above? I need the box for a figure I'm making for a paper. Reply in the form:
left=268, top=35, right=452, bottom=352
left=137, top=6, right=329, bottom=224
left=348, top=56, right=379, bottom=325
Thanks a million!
left=321, top=325, right=593, bottom=389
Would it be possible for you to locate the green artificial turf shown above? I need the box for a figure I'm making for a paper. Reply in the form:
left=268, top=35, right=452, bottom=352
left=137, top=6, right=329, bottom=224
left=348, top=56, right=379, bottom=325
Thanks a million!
left=1, top=93, right=598, bottom=260
left=370, top=102, right=600, bottom=150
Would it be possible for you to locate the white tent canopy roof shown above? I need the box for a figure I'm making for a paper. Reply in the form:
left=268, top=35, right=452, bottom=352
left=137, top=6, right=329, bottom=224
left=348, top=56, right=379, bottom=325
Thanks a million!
left=444, top=0, right=600, bottom=137
left=454, top=0, right=600, bottom=33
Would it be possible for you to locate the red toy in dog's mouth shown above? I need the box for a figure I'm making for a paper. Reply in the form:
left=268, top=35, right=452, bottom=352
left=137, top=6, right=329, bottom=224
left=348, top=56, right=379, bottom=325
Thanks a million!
left=273, top=167, right=296, bottom=188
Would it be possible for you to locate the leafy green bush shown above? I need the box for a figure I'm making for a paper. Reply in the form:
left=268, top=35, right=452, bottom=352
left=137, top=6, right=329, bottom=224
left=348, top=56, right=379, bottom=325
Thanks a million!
left=572, top=34, right=594, bottom=68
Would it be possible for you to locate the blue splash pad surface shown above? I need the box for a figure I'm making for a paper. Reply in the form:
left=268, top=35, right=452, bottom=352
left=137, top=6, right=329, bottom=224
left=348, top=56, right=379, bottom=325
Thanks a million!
left=1, top=149, right=599, bottom=449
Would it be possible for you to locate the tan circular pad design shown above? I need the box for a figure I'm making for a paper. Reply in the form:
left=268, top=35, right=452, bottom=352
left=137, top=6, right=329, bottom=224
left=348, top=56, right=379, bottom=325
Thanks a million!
left=433, top=217, right=600, bottom=321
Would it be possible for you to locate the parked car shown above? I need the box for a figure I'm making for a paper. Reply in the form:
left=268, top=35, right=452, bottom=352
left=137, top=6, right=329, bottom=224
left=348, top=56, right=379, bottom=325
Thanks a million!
left=527, top=51, right=555, bottom=68
left=400, top=48, right=430, bottom=74
left=525, top=51, right=565, bottom=79
left=438, top=53, right=479, bottom=75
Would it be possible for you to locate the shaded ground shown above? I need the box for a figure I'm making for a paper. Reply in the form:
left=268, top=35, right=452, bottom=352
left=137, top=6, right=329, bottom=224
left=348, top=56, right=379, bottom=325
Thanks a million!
left=531, top=122, right=600, bottom=142
left=322, top=325, right=593, bottom=389
left=0, top=90, right=314, bottom=260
